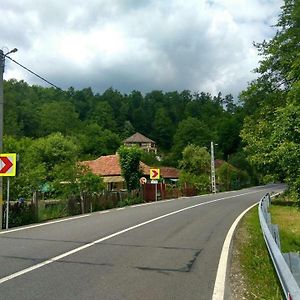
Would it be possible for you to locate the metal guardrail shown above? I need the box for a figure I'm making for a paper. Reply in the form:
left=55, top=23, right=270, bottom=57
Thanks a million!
left=259, top=193, right=300, bottom=300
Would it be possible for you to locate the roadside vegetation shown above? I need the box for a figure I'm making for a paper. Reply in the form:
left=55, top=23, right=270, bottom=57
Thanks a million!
left=230, top=193, right=300, bottom=299
left=230, top=1, right=300, bottom=294
left=270, top=198, right=300, bottom=253
left=230, top=206, right=284, bottom=300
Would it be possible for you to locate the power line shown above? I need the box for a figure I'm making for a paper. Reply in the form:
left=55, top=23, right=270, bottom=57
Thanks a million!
left=5, top=55, right=62, bottom=90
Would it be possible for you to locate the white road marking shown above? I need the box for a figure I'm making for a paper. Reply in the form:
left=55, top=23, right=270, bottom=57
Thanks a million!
left=98, top=210, right=110, bottom=214
left=0, top=190, right=262, bottom=285
left=116, top=207, right=126, bottom=211
left=131, top=202, right=153, bottom=208
left=212, top=202, right=258, bottom=300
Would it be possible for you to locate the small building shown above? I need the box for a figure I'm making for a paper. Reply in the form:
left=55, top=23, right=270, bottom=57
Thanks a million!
left=82, top=154, right=152, bottom=191
left=81, top=154, right=179, bottom=191
left=123, top=132, right=157, bottom=154
left=81, top=155, right=125, bottom=191
left=160, top=167, right=180, bottom=184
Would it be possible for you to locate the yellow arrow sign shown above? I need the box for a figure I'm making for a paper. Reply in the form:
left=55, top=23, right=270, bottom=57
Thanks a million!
left=0, top=153, right=17, bottom=177
left=150, top=168, right=160, bottom=180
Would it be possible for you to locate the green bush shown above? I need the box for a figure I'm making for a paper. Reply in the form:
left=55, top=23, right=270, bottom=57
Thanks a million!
left=117, top=196, right=144, bottom=207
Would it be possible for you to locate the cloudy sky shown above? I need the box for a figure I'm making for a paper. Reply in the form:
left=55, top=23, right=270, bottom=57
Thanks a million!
left=1, top=0, right=283, bottom=97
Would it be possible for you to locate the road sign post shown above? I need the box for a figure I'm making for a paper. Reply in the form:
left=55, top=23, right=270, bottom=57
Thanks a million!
left=0, top=50, right=4, bottom=229
left=150, top=169, right=160, bottom=202
left=5, top=177, right=9, bottom=229
left=0, top=48, right=17, bottom=230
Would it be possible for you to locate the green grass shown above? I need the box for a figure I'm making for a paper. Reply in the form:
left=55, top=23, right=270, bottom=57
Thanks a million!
left=38, top=203, right=68, bottom=222
left=270, top=204, right=300, bottom=253
left=231, top=206, right=283, bottom=299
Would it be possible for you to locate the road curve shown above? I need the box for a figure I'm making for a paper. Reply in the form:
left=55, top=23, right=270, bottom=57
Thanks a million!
left=0, top=184, right=284, bottom=300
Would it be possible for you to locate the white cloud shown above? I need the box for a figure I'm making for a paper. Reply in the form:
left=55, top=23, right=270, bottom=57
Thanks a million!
left=1, top=0, right=283, bottom=97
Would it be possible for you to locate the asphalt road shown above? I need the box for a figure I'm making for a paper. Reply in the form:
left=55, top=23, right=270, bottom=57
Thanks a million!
left=0, top=184, right=284, bottom=300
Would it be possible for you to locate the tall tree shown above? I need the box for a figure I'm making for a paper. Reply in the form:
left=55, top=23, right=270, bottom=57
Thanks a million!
left=118, top=146, right=142, bottom=192
left=240, top=0, right=300, bottom=198
left=38, top=101, right=80, bottom=136
left=153, top=107, right=174, bottom=150
left=172, top=117, right=214, bottom=160
left=179, top=144, right=211, bottom=194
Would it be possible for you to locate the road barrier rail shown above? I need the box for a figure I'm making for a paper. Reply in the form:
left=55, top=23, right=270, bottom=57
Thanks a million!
left=259, top=193, right=300, bottom=300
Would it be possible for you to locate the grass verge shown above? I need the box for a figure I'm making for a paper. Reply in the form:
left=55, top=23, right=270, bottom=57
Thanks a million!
left=270, top=203, right=300, bottom=253
left=229, top=206, right=283, bottom=299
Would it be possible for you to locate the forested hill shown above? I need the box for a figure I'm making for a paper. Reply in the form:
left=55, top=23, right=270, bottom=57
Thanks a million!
left=3, top=80, right=245, bottom=165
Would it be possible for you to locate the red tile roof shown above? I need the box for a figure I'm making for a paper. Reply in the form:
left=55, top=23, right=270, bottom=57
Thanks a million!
left=81, top=155, right=179, bottom=179
left=160, top=167, right=180, bottom=179
left=81, top=155, right=121, bottom=176
left=82, top=155, right=151, bottom=176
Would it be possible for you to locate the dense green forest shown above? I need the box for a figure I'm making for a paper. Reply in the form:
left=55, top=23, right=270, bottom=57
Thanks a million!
left=3, top=81, right=242, bottom=162
left=3, top=80, right=251, bottom=198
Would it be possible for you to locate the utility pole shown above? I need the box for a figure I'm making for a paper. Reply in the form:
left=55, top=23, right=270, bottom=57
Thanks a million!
left=0, top=48, right=17, bottom=229
left=211, top=141, right=216, bottom=193
left=0, top=49, right=5, bottom=229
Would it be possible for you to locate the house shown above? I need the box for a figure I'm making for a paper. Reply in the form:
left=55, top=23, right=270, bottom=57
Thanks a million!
left=123, top=132, right=157, bottom=154
left=160, top=167, right=180, bottom=184
left=81, top=154, right=179, bottom=190
left=81, top=155, right=125, bottom=191
left=82, top=154, right=152, bottom=191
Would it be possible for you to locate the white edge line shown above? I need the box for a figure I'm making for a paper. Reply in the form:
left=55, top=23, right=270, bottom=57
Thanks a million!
left=212, top=202, right=258, bottom=300
left=98, top=210, right=110, bottom=214
left=0, top=190, right=260, bottom=285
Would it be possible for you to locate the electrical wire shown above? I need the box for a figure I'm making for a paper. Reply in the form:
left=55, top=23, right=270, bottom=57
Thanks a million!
left=5, top=55, right=62, bottom=90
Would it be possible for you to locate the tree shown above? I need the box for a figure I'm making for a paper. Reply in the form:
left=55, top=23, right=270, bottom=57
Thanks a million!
left=172, top=117, right=214, bottom=159
left=89, top=101, right=117, bottom=131
left=179, top=144, right=211, bottom=194
left=121, top=120, right=135, bottom=140
left=240, top=0, right=300, bottom=199
left=69, top=87, right=95, bottom=121
left=217, top=116, right=242, bottom=159
left=153, top=107, right=174, bottom=150
left=77, top=172, right=105, bottom=213
left=76, top=123, right=121, bottom=158
left=35, top=132, right=78, bottom=166
left=54, top=163, right=105, bottom=213
left=118, top=146, right=143, bottom=192
left=38, top=101, right=80, bottom=136
left=3, top=135, right=46, bottom=199
left=216, top=162, right=250, bottom=191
